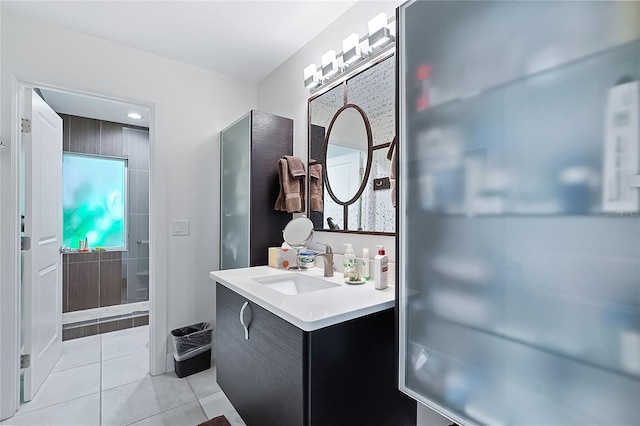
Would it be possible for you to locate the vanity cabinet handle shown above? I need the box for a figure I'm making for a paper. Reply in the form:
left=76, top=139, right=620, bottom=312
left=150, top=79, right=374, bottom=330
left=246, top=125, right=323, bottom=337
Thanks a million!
left=239, top=301, right=250, bottom=340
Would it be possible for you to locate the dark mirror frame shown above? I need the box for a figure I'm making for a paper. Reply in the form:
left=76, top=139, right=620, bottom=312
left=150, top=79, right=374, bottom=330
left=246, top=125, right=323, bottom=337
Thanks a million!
left=307, top=49, right=395, bottom=236
left=323, top=104, right=373, bottom=208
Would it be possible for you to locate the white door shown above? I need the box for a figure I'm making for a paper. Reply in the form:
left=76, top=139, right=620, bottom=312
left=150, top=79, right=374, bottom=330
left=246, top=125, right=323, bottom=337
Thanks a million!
left=22, top=89, right=63, bottom=401
left=327, top=151, right=362, bottom=201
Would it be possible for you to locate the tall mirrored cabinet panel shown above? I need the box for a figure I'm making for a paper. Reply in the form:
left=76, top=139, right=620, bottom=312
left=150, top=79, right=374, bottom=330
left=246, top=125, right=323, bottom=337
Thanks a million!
left=398, top=1, right=640, bottom=425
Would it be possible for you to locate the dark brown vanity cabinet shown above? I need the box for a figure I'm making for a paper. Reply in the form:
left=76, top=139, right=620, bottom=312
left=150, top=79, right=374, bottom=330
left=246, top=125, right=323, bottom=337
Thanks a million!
left=216, top=283, right=416, bottom=426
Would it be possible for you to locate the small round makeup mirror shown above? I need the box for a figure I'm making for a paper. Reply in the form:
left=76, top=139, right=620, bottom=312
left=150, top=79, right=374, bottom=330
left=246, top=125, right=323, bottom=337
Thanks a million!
left=282, top=217, right=314, bottom=249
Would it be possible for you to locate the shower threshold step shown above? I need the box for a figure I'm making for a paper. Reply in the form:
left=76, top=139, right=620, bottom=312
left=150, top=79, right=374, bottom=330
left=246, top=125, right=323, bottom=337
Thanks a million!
left=63, top=301, right=149, bottom=325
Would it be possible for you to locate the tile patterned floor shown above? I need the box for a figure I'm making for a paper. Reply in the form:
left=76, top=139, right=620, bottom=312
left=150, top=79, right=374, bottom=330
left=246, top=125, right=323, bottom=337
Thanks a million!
left=1, top=326, right=245, bottom=426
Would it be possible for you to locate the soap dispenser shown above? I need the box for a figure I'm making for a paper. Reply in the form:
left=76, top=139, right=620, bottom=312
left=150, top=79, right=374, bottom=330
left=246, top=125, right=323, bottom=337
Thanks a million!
left=373, top=245, right=388, bottom=290
left=361, top=248, right=370, bottom=281
left=343, top=244, right=356, bottom=279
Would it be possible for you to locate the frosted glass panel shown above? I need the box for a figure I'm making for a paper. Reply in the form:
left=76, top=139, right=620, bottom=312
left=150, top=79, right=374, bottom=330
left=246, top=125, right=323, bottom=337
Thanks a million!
left=220, top=114, right=251, bottom=270
left=399, top=1, right=640, bottom=425
left=62, top=154, right=126, bottom=249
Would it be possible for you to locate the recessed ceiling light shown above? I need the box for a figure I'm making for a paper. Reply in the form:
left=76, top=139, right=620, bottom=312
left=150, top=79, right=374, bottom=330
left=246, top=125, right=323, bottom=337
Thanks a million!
left=127, top=112, right=142, bottom=120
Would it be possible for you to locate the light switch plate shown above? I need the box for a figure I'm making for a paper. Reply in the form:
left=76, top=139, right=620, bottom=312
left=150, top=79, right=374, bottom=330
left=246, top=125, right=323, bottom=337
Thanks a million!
left=172, top=220, right=190, bottom=236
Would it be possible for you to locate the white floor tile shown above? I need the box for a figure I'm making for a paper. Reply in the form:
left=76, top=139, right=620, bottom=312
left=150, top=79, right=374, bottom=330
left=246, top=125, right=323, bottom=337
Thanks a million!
left=101, top=373, right=196, bottom=426
left=101, top=324, right=148, bottom=341
left=129, top=401, right=207, bottom=426
left=199, top=392, right=246, bottom=426
left=52, top=334, right=101, bottom=373
left=0, top=393, right=100, bottom=426
left=186, top=365, right=221, bottom=399
left=0, top=325, right=240, bottom=426
left=102, top=326, right=149, bottom=361
left=225, top=413, right=247, bottom=426
left=18, top=363, right=100, bottom=414
left=101, top=351, right=149, bottom=390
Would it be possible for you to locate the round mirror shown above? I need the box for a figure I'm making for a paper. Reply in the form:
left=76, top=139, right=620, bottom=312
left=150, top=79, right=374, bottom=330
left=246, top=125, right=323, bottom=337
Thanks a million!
left=282, top=217, right=314, bottom=248
left=324, top=104, right=372, bottom=205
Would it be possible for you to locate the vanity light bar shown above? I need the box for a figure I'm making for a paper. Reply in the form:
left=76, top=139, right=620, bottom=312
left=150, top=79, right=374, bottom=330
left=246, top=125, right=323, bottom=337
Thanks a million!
left=304, top=63, right=322, bottom=89
left=369, top=27, right=393, bottom=49
left=367, top=12, right=395, bottom=49
left=303, top=12, right=395, bottom=92
left=321, top=50, right=342, bottom=79
left=342, top=33, right=362, bottom=65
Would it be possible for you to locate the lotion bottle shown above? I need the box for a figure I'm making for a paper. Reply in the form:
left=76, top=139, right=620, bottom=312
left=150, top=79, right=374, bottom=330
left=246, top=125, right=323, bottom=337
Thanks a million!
left=361, top=248, right=370, bottom=281
left=343, top=244, right=356, bottom=279
left=374, top=245, right=388, bottom=290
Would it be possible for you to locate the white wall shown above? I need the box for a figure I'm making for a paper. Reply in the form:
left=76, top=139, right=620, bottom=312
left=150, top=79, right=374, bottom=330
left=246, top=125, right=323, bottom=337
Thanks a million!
left=0, top=3, right=4, bottom=420
left=1, top=11, right=256, bottom=418
left=257, top=2, right=449, bottom=425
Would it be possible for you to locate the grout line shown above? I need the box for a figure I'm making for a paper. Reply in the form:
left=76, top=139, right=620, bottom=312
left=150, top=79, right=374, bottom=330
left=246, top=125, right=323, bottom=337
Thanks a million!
left=14, top=361, right=102, bottom=416
left=195, top=399, right=209, bottom=423
left=100, top=349, right=151, bottom=368
left=184, top=375, right=211, bottom=422
left=98, top=334, right=104, bottom=425
left=123, top=400, right=202, bottom=426
left=99, top=332, right=103, bottom=426
left=10, top=391, right=102, bottom=420
left=51, top=359, right=101, bottom=374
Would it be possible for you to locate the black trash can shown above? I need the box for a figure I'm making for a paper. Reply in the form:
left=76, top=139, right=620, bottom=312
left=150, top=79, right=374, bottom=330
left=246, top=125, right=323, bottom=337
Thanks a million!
left=171, top=322, right=213, bottom=378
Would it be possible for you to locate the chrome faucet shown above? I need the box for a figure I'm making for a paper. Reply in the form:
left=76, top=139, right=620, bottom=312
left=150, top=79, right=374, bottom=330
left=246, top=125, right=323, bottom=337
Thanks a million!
left=314, top=243, right=334, bottom=277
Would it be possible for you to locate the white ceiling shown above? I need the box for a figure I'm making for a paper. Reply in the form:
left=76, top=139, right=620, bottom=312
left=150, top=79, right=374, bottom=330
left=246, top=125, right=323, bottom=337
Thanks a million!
left=2, top=0, right=358, bottom=83
left=38, top=88, right=151, bottom=127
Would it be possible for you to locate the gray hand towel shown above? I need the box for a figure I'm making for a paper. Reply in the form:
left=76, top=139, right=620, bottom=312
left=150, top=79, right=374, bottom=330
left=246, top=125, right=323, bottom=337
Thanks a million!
left=274, top=157, right=305, bottom=213
left=309, top=163, right=323, bottom=213
left=284, top=155, right=306, bottom=178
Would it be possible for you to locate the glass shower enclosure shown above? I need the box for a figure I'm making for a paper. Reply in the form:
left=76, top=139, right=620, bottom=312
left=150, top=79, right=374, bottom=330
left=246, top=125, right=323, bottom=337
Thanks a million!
left=397, top=1, right=640, bottom=424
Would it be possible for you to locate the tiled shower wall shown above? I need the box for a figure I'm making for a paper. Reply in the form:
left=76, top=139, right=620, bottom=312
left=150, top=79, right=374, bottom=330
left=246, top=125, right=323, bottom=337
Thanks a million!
left=61, top=114, right=149, bottom=336
left=63, top=251, right=124, bottom=312
left=124, top=128, right=150, bottom=303
left=62, top=250, right=148, bottom=340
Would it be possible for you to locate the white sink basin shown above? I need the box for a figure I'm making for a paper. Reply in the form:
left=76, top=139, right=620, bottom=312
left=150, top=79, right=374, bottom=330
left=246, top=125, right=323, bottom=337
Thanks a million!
left=252, top=273, right=339, bottom=295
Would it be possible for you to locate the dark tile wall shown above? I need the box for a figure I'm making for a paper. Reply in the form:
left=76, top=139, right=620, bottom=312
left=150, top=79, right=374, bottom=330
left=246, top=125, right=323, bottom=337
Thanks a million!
left=62, top=312, right=149, bottom=341
left=61, top=114, right=149, bottom=313
left=63, top=324, right=99, bottom=341
left=69, top=115, right=100, bottom=154
left=63, top=251, right=126, bottom=312
left=100, top=121, right=125, bottom=157
left=133, top=315, right=149, bottom=327
left=61, top=113, right=146, bottom=158
left=66, top=255, right=100, bottom=311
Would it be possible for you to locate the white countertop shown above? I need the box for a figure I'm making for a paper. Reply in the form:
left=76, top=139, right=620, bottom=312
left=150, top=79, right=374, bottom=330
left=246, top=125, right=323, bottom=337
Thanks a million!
left=209, top=266, right=395, bottom=331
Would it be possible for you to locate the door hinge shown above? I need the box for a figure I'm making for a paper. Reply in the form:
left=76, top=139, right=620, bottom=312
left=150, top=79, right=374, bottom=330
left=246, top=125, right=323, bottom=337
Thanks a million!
left=20, top=354, right=30, bottom=369
left=21, top=236, right=31, bottom=251
left=21, top=118, right=31, bottom=133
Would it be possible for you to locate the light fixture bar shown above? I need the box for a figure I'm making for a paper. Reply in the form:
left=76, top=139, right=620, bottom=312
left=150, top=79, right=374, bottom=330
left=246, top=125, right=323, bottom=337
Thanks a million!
left=303, top=12, right=395, bottom=91
left=367, top=12, right=394, bottom=49
left=342, top=33, right=362, bottom=65
left=369, top=27, right=394, bottom=49
left=321, top=49, right=341, bottom=79
left=304, top=63, right=321, bottom=89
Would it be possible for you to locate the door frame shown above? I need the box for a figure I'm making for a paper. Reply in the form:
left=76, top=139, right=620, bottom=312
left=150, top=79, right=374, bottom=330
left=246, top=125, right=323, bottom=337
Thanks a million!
left=0, top=77, right=165, bottom=420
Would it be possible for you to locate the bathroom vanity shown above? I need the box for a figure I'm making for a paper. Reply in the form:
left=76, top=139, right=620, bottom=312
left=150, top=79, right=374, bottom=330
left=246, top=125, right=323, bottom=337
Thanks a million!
left=210, top=266, right=416, bottom=426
